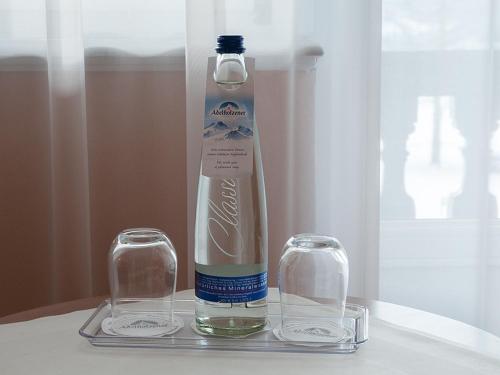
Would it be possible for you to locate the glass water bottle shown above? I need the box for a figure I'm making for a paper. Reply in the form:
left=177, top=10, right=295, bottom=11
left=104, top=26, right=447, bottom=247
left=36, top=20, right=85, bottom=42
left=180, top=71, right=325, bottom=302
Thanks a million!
left=194, top=35, right=268, bottom=336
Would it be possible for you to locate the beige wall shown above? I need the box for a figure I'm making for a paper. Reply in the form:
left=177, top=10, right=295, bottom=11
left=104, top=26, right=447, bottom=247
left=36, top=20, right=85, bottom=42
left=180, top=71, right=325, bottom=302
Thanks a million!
left=0, top=62, right=187, bottom=316
left=0, top=67, right=53, bottom=316
left=85, top=69, right=188, bottom=297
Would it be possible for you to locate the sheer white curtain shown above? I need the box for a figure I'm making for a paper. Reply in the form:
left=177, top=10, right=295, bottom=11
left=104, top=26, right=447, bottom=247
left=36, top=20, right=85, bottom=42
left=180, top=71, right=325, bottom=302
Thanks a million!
left=379, top=0, right=500, bottom=336
left=2, top=0, right=500, bottom=338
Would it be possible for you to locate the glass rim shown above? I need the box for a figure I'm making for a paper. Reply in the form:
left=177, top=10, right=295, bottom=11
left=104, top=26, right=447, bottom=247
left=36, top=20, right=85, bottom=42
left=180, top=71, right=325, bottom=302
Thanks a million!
left=118, top=228, right=170, bottom=246
left=287, top=233, right=342, bottom=250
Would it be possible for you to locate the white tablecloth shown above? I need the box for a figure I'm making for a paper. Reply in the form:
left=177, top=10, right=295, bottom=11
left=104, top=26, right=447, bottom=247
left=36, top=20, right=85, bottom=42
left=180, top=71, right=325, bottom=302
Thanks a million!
left=1, top=291, right=500, bottom=375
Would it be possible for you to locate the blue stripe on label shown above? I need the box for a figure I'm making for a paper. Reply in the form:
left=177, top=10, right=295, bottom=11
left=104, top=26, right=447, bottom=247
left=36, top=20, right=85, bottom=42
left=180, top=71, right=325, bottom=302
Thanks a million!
left=195, top=271, right=267, bottom=303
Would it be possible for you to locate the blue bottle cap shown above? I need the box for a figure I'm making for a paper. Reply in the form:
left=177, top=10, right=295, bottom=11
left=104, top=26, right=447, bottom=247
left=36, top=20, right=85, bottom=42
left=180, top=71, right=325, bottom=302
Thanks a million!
left=216, top=35, right=245, bottom=54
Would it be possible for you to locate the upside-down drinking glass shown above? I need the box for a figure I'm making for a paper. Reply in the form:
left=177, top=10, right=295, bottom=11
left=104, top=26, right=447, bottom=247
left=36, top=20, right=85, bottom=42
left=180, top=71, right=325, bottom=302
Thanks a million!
left=108, top=228, right=178, bottom=336
left=276, top=234, right=351, bottom=344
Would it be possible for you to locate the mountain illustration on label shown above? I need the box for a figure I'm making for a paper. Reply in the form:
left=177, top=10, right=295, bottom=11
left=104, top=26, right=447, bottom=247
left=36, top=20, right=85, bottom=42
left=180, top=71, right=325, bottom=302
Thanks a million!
left=225, top=130, right=245, bottom=140
left=237, top=125, right=253, bottom=137
left=204, top=124, right=253, bottom=140
left=219, top=101, right=239, bottom=109
left=204, top=121, right=230, bottom=138
left=205, top=121, right=230, bottom=130
left=225, top=128, right=252, bottom=140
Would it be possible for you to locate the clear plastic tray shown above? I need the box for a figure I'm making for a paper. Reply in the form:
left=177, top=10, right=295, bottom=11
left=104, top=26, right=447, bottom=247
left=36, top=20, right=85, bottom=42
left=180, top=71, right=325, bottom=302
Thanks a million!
left=79, top=299, right=368, bottom=354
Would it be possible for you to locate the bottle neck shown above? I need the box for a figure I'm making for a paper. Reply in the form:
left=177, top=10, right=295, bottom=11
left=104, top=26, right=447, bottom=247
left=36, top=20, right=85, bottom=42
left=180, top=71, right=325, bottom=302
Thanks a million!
left=214, top=53, right=248, bottom=85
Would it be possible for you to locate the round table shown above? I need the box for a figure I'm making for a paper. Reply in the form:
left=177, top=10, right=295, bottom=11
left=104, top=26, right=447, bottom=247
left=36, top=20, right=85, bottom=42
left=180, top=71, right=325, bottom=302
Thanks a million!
left=1, top=289, right=499, bottom=374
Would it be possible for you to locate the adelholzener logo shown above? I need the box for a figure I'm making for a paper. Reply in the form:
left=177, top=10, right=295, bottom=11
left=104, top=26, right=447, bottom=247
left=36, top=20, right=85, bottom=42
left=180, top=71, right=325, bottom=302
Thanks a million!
left=211, top=101, right=246, bottom=116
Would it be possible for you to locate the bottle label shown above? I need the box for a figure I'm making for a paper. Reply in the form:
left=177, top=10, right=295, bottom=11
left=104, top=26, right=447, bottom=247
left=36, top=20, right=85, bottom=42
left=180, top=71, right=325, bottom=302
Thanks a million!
left=195, top=263, right=267, bottom=303
left=201, top=57, right=255, bottom=177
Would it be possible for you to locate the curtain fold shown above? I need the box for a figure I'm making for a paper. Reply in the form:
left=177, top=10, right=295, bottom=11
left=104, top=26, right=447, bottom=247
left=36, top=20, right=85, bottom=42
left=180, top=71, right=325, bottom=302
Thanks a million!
left=45, top=0, right=93, bottom=301
left=312, top=0, right=381, bottom=298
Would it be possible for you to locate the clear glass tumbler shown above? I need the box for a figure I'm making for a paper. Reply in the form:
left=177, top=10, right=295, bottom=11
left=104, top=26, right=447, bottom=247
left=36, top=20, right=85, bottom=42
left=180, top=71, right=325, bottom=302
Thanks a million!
left=109, top=228, right=178, bottom=336
left=276, top=234, right=350, bottom=344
